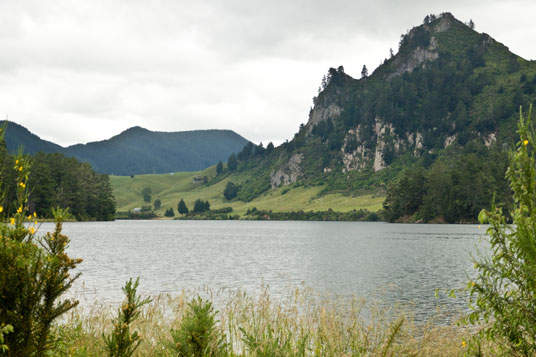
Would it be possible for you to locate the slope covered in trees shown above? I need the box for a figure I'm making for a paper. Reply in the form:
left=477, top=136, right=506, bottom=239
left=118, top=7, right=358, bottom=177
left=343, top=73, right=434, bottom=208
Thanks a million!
left=0, top=127, right=116, bottom=220
left=2, top=122, right=249, bottom=175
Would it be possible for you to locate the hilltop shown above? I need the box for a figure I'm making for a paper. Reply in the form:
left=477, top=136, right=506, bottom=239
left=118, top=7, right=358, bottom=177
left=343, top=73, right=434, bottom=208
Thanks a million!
left=113, top=12, right=535, bottom=221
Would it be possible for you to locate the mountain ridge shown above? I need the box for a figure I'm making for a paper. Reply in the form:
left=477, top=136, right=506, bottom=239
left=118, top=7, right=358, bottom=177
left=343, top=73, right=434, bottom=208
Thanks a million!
left=1, top=121, right=250, bottom=175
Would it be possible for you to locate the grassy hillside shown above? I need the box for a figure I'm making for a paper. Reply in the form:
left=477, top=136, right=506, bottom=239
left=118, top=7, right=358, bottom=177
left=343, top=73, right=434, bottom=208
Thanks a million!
left=110, top=165, right=384, bottom=217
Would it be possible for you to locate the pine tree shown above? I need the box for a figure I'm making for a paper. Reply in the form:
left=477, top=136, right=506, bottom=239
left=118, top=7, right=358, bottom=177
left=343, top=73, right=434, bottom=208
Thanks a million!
left=178, top=199, right=188, bottom=215
left=227, top=153, right=237, bottom=171
left=361, top=65, right=368, bottom=78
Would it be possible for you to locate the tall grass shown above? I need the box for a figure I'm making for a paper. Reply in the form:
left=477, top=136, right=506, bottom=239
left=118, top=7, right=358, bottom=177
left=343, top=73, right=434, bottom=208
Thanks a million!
left=48, top=286, right=483, bottom=356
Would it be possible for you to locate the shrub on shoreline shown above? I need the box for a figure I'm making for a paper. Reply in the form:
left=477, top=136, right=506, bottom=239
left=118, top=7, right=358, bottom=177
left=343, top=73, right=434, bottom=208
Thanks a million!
left=49, top=286, right=481, bottom=356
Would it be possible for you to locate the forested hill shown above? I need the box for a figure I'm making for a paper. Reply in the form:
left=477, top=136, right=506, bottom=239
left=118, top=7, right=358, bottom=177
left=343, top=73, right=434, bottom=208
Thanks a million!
left=2, top=122, right=250, bottom=175
left=2, top=121, right=64, bottom=155
left=209, top=12, right=535, bottom=222
left=0, top=128, right=116, bottom=221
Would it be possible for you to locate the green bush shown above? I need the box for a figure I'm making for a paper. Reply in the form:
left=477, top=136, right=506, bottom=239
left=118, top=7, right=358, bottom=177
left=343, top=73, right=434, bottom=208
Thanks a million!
left=177, top=199, right=188, bottom=215
left=193, top=199, right=210, bottom=213
left=153, top=199, right=161, bottom=210
left=0, top=148, right=81, bottom=356
left=164, top=208, right=175, bottom=217
left=465, top=106, right=536, bottom=355
left=104, top=278, right=152, bottom=357
left=167, top=297, right=227, bottom=356
left=223, top=182, right=239, bottom=200
left=142, top=187, right=152, bottom=203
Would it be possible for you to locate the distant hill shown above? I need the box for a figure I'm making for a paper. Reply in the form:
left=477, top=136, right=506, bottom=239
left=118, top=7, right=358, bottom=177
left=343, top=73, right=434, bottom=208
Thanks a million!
left=1, top=121, right=250, bottom=175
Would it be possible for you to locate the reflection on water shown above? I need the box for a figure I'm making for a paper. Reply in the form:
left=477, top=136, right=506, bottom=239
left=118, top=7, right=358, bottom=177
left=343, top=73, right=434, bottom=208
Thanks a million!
left=37, top=220, right=486, bottom=321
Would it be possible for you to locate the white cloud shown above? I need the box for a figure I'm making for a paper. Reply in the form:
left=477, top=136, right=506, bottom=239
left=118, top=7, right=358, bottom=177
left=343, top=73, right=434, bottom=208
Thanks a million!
left=0, top=0, right=535, bottom=146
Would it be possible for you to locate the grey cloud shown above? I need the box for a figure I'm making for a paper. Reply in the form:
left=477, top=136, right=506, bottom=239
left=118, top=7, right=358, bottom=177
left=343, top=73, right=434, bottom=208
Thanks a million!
left=0, top=0, right=535, bottom=147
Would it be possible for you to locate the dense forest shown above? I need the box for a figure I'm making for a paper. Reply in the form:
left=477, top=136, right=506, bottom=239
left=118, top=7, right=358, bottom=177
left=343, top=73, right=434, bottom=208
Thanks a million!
left=0, top=127, right=116, bottom=220
left=382, top=143, right=512, bottom=223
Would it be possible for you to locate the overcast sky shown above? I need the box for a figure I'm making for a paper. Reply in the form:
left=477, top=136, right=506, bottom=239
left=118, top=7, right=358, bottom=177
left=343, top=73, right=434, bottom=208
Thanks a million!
left=1, top=0, right=535, bottom=147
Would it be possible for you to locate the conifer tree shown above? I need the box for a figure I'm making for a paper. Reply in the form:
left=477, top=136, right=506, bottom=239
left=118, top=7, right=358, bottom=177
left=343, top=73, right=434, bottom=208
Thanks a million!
left=178, top=198, right=188, bottom=215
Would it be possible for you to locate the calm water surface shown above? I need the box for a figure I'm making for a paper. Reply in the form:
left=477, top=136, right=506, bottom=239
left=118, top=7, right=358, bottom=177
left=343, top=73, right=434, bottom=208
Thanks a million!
left=39, top=220, right=486, bottom=321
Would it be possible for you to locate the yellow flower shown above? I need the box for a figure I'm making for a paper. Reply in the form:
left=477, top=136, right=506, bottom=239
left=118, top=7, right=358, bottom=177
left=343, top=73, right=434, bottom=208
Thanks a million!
left=524, top=139, right=529, bottom=146
left=34, top=212, right=37, bottom=217
left=29, top=227, right=36, bottom=234
left=27, top=215, right=32, bottom=220
left=0, top=206, right=3, bottom=213
left=19, top=182, right=26, bottom=188
left=19, top=166, right=23, bottom=171
left=35, top=221, right=38, bottom=225
left=462, top=340, right=466, bottom=348
left=10, top=218, right=15, bottom=225
left=16, top=206, right=22, bottom=213
left=15, top=160, right=19, bottom=165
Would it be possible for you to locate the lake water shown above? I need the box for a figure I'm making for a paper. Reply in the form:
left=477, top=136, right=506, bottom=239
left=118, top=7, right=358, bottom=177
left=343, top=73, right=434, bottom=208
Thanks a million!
left=38, top=220, right=486, bottom=321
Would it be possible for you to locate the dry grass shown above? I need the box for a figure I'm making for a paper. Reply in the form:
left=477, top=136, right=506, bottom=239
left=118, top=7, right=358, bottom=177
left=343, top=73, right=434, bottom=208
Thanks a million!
left=46, top=286, right=491, bottom=356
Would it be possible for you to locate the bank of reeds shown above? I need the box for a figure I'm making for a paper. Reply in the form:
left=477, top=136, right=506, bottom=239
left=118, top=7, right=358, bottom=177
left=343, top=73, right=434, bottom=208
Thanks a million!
left=47, top=286, right=487, bottom=356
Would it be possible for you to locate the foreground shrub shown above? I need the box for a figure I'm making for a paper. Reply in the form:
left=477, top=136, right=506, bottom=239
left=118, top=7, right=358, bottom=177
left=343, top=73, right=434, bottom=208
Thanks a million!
left=465, top=106, right=536, bottom=355
left=167, top=297, right=227, bottom=356
left=104, top=278, right=152, bottom=357
left=0, top=147, right=81, bottom=356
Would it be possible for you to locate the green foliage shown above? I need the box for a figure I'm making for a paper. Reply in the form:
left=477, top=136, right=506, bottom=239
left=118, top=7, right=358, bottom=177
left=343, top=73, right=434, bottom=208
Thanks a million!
left=193, top=199, right=210, bottom=213
left=164, top=208, right=175, bottom=217
left=383, top=145, right=511, bottom=223
left=0, top=324, right=13, bottom=354
left=0, top=150, right=82, bottom=356
left=0, top=124, right=113, bottom=221
left=266, top=142, right=274, bottom=154
left=237, top=142, right=255, bottom=161
left=177, top=198, right=188, bottom=215
left=166, top=297, right=227, bottom=357
left=104, top=278, right=152, bottom=357
left=153, top=199, right=161, bottom=210
left=216, top=161, right=223, bottom=174
left=27, top=152, right=116, bottom=221
left=245, top=208, right=378, bottom=221
left=142, top=187, right=152, bottom=203
left=463, top=107, right=536, bottom=355
left=227, top=153, right=237, bottom=171
left=223, top=181, right=239, bottom=200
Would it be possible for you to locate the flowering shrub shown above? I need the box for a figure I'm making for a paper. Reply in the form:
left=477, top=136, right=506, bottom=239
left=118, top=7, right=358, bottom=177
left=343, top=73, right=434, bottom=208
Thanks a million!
left=0, top=132, right=82, bottom=355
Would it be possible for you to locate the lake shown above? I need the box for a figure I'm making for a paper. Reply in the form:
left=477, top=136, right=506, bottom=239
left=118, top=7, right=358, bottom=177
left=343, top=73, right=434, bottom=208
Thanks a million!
left=38, top=220, right=486, bottom=321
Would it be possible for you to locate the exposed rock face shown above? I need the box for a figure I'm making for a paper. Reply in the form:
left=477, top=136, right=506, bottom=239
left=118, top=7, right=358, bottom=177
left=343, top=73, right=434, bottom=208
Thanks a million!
left=484, top=133, right=496, bottom=147
left=388, top=37, right=439, bottom=79
left=270, top=153, right=304, bottom=189
left=342, top=119, right=413, bottom=173
left=372, top=120, right=398, bottom=172
left=341, top=126, right=369, bottom=172
left=414, top=133, right=424, bottom=156
left=431, top=13, right=454, bottom=33
left=307, top=103, right=342, bottom=132
left=387, top=14, right=455, bottom=80
left=444, top=134, right=456, bottom=147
